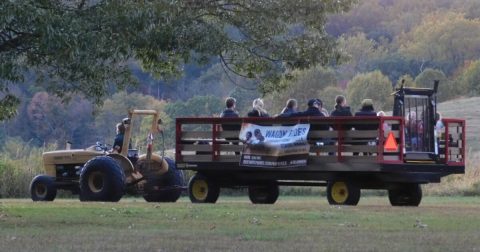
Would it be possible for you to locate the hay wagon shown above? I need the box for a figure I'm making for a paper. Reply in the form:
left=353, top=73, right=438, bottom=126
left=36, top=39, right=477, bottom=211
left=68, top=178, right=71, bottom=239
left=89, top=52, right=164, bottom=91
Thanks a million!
left=175, top=85, right=465, bottom=206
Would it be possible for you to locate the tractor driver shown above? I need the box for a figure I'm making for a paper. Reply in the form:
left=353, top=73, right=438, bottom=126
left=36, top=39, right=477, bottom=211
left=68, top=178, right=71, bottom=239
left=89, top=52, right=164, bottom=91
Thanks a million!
left=113, top=123, right=126, bottom=153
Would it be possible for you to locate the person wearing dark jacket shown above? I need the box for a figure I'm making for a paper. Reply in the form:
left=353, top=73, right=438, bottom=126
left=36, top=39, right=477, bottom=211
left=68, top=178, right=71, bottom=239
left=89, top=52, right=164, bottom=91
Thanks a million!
left=112, top=123, right=126, bottom=153
left=292, top=98, right=325, bottom=117
left=220, top=97, right=241, bottom=154
left=354, top=99, right=378, bottom=155
left=354, top=99, right=377, bottom=130
left=330, top=95, right=353, bottom=131
left=247, top=98, right=270, bottom=117
left=291, top=99, right=329, bottom=130
left=355, top=99, right=376, bottom=116
left=220, top=96, right=240, bottom=129
left=220, top=97, right=239, bottom=118
left=220, top=97, right=240, bottom=131
left=278, top=99, right=298, bottom=117
left=330, top=95, right=353, bottom=117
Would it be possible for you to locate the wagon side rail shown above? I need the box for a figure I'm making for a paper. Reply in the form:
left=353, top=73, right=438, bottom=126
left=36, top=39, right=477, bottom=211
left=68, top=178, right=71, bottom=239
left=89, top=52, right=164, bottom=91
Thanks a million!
left=175, top=116, right=405, bottom=165
left=440, top=118, right=466, bottom=166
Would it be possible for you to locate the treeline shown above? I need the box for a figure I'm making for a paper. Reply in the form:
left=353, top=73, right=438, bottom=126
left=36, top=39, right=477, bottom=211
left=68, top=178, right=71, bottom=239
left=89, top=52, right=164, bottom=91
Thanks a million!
left=266, top=0, right=480, bottom=111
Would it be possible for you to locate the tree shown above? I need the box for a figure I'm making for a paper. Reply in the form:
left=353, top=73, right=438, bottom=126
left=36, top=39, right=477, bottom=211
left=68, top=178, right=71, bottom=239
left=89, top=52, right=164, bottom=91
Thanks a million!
left=346, top=71, right=393, bottom=112
left=336, top=32, right=388, bottom=80
left=456, top=60, right=480, bottom=97
left=414, top=68, right=447, bottom=89
left=327, top=0, right=389, bottom=39
left=94, top=92, right=168, bottom=147
left=0, top=0, right=355, bottom=119
left=263, top=66, right=338, bottom=113
left=318, top=86, right=345, bottom=113
left=228, top=86, right=260, bottom=116
left=396, top=74, right=416, bottom=88
left=26, top=92, right=95, bottom=147
left=164, top=95, right=223, bottom=147
left=414, top=68, right=456, bottom=101
left=366, top=54, right=422, bottom=83
left=165, top=96, right=223, bottom=118
left=399, top=12, right=480, bottom=74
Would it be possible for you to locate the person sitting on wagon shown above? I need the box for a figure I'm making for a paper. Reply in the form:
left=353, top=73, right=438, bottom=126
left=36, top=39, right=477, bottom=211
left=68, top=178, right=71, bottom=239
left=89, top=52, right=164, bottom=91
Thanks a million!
left=220, top=97, right=239, bottom=118
left=377, top=111, right=391, bottom=133
left=291, top=98, right=324, bottom=117
left=331, top=95, right=353, bottom=117
left=434, top=111, right=451, bottom=151
left=278, top=98, right=298, bottom=117
left=405, top=111, right=424, bottom=151
left=435, top=111, right=445, bottom=138
left=220, top=97, right=240, bottom=154
left=247, top=98, right=270, bottom=117
left=355, top=99, right=377, bottom=118
left=220, top=97, right=240, bottom=130
left=354, top=99, right=378, bottom=155
left=330, top=95, right=353, bottom=130
left=291, top=98, right=329, bottom=130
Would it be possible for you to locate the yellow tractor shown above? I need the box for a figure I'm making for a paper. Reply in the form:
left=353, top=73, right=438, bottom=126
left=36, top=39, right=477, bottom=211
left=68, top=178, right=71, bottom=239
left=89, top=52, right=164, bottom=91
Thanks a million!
left=30, top=110, right=184, bottom=202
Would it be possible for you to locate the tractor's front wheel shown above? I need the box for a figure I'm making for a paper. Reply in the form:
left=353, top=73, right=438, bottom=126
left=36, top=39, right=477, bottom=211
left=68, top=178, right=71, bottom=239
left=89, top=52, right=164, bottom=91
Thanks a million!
left=248, top=182, right=279, bottom=204
left=30, top=175, right=57, bottom=201
left=188, top=173, right=219, bottom=203
left=388, top=184, right=422, bottom=206
left=326, top=181, right=361, bottom=206
left=79, top=156, right=125, bottom=202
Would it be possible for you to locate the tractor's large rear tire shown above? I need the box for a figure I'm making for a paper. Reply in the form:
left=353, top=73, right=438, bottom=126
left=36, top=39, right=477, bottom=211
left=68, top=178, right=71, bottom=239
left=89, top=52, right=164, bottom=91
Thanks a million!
left=188, top=173, right=220, bottom=203
left=30, top=175, right=57, bottom=201
left=143, top=157, right=184, bottom=203
left=326, top=181, right=361, bottom=206
left=388, top=184, right=422, bottom=206
left=248, top=182, right=279, bottom=204
left=79, top=156, right=125, bottom=202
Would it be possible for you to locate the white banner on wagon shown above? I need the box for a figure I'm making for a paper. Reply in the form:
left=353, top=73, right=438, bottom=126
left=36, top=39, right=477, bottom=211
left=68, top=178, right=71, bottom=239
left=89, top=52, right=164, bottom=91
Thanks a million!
left=238, top=123, right=310, bottom=168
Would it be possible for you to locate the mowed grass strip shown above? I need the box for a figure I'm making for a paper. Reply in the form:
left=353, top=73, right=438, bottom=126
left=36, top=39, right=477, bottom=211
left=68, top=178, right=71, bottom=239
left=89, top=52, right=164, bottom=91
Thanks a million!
left=0, top=197, right=480, bottom=251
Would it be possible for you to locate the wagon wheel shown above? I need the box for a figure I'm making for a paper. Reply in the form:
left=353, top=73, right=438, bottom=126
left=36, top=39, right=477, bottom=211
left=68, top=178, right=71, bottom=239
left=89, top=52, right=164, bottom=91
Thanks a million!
left=188, top=173, right=220, bottom=203
left=248, top=182, right=279, bottom=204
left=388, top=184, right=422, bottom=206
left=326, top=181, right=361, bottom=206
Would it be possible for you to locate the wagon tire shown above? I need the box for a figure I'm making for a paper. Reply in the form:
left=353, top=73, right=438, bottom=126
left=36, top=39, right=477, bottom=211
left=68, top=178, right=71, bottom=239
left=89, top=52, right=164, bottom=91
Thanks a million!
left=188, top=173, right=219, bottom=203
left=248, top=182, right=279, bottom=204
left=388, top=184, right=422, bottom=207
left=326, top=181, right=360, bottom=206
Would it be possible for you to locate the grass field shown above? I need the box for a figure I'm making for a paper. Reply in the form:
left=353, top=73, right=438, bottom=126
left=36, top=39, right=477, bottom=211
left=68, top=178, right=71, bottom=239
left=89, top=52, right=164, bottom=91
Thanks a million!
left=1, top=196, right=480, bottom=251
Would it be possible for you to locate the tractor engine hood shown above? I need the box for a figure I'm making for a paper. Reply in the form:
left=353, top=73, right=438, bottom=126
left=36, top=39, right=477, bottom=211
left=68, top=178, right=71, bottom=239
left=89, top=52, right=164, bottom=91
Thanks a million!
left=43, top=148, right=104, bottom=165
